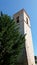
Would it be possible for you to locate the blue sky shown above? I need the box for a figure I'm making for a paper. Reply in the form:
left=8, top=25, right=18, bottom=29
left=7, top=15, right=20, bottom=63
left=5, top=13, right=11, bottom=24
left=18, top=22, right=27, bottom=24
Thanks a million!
left=0, top=0, right=37, bottom=56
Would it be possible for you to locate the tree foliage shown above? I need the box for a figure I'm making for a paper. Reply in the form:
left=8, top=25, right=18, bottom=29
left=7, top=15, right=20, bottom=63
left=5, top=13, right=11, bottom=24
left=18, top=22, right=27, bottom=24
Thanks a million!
left=0, top=13, right=25, bottom=65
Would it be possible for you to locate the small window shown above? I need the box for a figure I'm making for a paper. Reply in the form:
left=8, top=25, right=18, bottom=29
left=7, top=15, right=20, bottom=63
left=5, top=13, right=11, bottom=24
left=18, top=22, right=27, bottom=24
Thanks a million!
left=26, top=17, right=28, bottom=24
left=16, top=16, right=19, bottom=23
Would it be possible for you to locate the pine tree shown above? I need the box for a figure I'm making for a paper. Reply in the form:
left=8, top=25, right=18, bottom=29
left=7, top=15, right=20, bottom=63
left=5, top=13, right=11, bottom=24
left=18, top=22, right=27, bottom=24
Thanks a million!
left=0, top=13, right=25, bottom=65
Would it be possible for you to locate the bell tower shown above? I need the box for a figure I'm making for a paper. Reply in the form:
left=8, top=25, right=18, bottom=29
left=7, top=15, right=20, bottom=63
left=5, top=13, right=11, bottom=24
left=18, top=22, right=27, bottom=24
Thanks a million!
left=13, top=9, right=35, bottom=65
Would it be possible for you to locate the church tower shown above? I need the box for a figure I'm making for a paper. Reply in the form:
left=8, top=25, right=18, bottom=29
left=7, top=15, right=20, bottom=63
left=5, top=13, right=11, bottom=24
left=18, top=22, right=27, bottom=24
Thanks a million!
left=13, top=9, right=35, bottom=65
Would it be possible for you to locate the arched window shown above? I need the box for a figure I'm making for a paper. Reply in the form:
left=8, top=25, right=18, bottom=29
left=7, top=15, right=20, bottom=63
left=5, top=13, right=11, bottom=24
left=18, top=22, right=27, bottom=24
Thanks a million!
left=26, top=17, right=28, bottom=24
left=16, top=16, right=19, bottom=23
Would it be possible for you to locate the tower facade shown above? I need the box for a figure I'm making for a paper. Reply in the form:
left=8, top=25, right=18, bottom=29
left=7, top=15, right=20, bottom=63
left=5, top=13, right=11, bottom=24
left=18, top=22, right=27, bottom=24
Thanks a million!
left=13, top=9, right=35, bottom=65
